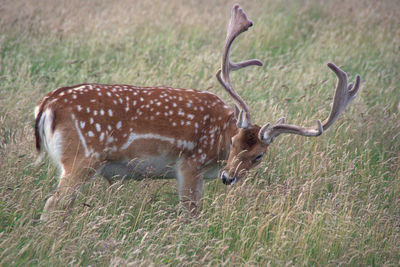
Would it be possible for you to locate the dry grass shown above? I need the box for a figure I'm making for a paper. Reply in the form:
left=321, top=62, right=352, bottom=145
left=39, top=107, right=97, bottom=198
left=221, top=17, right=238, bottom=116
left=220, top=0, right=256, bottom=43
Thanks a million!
left=0, top=0, right=399, bottom=265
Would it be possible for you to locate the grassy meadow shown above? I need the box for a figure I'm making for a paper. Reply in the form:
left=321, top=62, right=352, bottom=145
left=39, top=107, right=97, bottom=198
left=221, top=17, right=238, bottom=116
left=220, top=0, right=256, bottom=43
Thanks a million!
left=0, top=0, right=399, bottom=265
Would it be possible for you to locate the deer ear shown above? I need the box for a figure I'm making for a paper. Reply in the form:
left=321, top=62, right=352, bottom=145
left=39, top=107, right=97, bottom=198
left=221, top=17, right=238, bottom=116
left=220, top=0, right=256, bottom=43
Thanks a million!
left=234, top=104, right=240, bottom=119
left=258, top=123, right=271, bottom=143
left=237, top=110, right=251, bottom=129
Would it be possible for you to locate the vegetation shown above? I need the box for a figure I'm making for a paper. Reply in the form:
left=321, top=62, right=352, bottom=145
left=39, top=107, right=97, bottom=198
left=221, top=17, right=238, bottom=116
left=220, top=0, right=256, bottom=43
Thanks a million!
left=0, top=0, right=399, bottom=265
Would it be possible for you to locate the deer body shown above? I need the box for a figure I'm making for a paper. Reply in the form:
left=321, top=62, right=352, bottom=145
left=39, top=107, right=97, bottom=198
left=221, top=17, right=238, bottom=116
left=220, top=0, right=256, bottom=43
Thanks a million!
left=36, top=5, right=360, bottom=220
left=35, top=83, right=238, bottom=217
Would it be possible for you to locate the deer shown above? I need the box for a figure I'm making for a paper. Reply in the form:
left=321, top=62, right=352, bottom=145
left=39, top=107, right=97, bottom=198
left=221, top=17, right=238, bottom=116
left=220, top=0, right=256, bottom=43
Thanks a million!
left=34, top=5, right=360, bottom=220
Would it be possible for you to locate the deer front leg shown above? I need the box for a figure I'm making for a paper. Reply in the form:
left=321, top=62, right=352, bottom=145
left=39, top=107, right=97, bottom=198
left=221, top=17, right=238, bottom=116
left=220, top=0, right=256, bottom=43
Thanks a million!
left=41, top=159, right=97, bottom=221
left=176, top=159, right=204, bottom=214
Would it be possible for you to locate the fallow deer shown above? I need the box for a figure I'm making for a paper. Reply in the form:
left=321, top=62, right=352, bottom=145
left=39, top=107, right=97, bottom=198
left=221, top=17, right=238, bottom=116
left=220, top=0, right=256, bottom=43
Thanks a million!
left=35, top=5, right=360, bottom=219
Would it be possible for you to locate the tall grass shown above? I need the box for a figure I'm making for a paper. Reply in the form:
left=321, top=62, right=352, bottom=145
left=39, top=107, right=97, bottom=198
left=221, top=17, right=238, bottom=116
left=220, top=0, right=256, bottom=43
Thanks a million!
left=0, top=0, right=399, bottom=265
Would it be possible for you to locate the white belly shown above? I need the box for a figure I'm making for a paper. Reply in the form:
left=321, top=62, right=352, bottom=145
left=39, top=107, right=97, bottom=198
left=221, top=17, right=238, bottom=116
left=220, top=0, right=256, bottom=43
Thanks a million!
left=204, top=165, right=220, bottom=179
left=97, top=155, right=176, bottom=181
left=96, top=156, right=221, bottom=181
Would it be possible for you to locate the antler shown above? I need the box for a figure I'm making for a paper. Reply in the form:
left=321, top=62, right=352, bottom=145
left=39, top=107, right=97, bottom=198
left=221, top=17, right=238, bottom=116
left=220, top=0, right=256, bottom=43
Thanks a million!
left=259, top=63, right=361, bottom=144
left=216, top=4, right=263, bottom=128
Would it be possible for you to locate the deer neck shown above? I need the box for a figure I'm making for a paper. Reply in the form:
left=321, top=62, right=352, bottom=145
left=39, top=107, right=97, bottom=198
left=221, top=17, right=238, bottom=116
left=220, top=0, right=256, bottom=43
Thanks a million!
left=217, top=113, right=239, bottom=161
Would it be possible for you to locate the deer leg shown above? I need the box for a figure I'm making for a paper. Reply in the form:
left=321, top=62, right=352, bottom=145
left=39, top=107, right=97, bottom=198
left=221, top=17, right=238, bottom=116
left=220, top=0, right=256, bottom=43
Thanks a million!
left=41, top=158, right=97, bottom=221
left=176, top=159, right=204, bottom=214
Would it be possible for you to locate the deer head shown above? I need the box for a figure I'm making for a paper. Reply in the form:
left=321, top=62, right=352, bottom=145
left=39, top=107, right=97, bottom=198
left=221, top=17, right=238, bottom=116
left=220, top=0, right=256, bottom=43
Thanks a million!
left=217, top=5, right=360, bottom=185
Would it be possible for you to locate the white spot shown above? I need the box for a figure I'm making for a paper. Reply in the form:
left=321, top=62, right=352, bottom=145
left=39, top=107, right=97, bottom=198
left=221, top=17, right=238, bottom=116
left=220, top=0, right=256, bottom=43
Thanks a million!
left=90, top=99, right=96, bottom=103
left=116, top=121, right=122, bottom=129
left=100, top=109, right=104, bottom=115
left=90, top=117, right=94, bottom=124
left=177, top=140, right=195, bottom=150
left=133, top=101, right=137, bottom=106
left=96, top=123, right=101, bottom=132
left=88, top=131, right=94, bottom=137
left=77, top=105, right=82, bottom=111
left=108, top=109, right=113, bottom=117
left=93, top=110, right=98, bottom=116
left=99, top=132, right=105, bottom=142
left=187, top=114, right=194, bottom=120
left=106, top=136, right=114, bottom=144
left=72, top=94, right=77, bottom=99
left=86, top=107, right=90, bottom=113
left=107, top=92, right=111, bottom=97
left=80, top=121, right=85, bottom=129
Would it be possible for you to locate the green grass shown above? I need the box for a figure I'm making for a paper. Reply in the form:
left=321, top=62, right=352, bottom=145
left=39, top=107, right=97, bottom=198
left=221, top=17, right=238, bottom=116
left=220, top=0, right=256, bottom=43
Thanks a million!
left=1, top=0, right=399, bottom=265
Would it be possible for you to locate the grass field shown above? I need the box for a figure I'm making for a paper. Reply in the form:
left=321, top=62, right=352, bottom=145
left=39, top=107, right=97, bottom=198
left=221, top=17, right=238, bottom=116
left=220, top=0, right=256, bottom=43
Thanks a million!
left=0, top=0, right=399, bottom=265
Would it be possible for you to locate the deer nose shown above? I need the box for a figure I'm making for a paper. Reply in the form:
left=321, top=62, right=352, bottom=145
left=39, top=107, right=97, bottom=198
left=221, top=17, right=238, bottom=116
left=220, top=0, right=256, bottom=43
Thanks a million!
left=221, top=171, right=236, bottom=185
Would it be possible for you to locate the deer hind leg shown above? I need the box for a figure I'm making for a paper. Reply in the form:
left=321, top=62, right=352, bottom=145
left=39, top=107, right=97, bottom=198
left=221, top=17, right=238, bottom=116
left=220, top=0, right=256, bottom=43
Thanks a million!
left=41, top=158, right=98, bottom=221
left=176, top=159, right=204, bottom=214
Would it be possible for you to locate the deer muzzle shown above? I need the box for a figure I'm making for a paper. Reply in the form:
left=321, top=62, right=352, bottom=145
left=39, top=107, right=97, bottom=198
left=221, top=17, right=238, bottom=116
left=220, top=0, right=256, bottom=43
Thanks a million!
left=221, top=171, right=237, bottom=185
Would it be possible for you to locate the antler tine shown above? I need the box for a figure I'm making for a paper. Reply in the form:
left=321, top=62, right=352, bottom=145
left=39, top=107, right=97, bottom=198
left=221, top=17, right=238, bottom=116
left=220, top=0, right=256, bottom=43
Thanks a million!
left=217, top=4, right=263, bottom=128
left=259, top=63, right=361, bottom=144
left=322, top=62, right=360, bottom=130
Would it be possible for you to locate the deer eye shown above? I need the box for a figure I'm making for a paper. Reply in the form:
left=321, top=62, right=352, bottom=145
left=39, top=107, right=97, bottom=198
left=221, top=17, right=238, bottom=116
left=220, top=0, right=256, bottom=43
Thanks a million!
left=252, top=154, right=263, bottom=163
